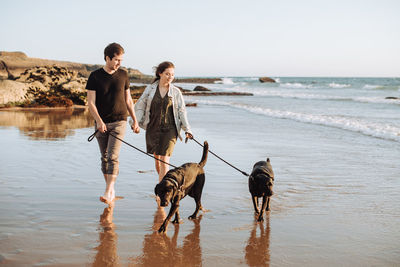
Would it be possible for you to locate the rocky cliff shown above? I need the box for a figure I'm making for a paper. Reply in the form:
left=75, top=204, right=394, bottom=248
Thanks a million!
left=0, top=51, right=147, bottom=79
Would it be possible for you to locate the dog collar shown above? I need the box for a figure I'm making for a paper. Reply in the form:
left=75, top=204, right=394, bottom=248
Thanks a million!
left=165, top=177, right=185, bottom=193
left=165, top=177, right=179, bottom=188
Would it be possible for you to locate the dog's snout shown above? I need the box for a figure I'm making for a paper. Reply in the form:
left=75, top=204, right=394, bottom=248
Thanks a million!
left=160, top=201, right=168, bottom=207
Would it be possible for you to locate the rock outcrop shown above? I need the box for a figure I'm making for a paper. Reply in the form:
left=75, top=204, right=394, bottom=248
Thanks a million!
left=0, top=65, right=87, bottom=107
left=175, top=78, right=222, bottom=83
left=259, top=77, right=276, bottom=83
left=193, top=86, right=211, bottom=91
left=0, top=80, right=32, bottom=104
left=0, top=51, right=147, bottom=80
left=182, top=91, right=253, bottom=96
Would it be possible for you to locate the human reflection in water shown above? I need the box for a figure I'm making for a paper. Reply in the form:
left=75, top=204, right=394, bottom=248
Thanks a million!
left=92, top=202, right=119, bottom=267
left=245, top=215, right=271, bottom=267
left=131, top=207, right=203, bottom=266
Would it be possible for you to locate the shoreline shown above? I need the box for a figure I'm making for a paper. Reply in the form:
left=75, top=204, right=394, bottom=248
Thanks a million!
left=0, top=104, right=87, bottom=111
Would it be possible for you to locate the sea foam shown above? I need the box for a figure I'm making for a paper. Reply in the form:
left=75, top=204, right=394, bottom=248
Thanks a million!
left=221, top=77, right=235, bottom=84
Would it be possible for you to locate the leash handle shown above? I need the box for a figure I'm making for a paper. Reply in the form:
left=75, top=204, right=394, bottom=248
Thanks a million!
left=191, top=137, right=249, bottom=177
left=87, top=130, right=98, bottom=142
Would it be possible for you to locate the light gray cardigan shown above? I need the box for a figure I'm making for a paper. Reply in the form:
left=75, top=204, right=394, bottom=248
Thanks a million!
left=134, top=81, right=192, bottom=140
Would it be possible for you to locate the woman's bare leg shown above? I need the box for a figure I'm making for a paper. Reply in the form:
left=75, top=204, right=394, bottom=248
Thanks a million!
left=154, top=154, right=161, bottom=175
left=158, top=155, right=170, bottom=182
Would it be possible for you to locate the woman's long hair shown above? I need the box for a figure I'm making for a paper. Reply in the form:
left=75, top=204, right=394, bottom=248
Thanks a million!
left=152, top=61, right=175, bottom=83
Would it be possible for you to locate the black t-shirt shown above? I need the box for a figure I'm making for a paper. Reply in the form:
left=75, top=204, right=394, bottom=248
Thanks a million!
left=86, top=68, right=130, bottom=123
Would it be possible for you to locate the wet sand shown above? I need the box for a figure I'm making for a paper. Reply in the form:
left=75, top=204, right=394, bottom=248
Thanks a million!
left=0, top=107, right=399, bottom=266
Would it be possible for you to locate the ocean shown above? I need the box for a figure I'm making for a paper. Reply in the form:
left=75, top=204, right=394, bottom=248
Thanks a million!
left=0, top=77, right=399, bottom=266
left=184, top=77, right=400, bottom=142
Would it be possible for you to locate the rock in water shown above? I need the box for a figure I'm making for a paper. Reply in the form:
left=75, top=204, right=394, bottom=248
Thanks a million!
left=193, top=86, right=211, bottom=91
left=259, top=77, right=276, bottom=83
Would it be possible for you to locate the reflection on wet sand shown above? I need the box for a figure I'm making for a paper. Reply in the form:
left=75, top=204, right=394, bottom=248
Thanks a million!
left=131, top=207, right=203, bottom=267
left=0, top=107, right=93, bottom=140
left=92, top=202, right=120, bottom=267
left=245, top=215, right=271, bottom=267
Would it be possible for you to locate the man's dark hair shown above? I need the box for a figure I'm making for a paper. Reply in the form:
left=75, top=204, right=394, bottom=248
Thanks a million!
left=104, top=43, right=124, bottom=60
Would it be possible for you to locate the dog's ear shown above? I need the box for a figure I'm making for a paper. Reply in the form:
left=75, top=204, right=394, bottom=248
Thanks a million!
left=266, top=158, right=270, bottom=162
left=154, top=184, right=160, bottom=196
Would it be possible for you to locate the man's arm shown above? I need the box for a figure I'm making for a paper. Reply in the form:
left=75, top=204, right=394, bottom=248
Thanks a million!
left=87, top=90, right=107, bottom=133
left=125, top=89, right=140, bottom=133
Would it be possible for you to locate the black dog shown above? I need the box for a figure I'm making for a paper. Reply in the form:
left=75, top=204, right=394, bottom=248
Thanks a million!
left=248, top=158, right=274, bottom=222
left=155, top=141, right=208, bottom=233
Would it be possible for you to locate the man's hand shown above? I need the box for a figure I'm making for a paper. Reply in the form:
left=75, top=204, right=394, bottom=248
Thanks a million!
left=97, top=121, right=107, bottom=133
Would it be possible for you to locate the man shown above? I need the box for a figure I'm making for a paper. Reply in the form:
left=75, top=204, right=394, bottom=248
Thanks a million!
left=86, top=42, right=140, bottom=205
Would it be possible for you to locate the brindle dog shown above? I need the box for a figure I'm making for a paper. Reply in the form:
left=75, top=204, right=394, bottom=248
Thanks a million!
left=155, top=141, right=208, bottom=233
left=248, top=158, right=275, bottom=222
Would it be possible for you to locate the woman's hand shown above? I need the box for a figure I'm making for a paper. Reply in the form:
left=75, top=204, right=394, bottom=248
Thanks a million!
left=185, top=132, right=193, bottom=143
left=185, top=132, right=193, bottom=139
left=131, top=121, right=140, bottom=134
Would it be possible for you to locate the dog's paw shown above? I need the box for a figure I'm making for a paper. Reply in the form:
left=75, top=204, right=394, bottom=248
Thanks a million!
left=188, top=215, right=197, bottom=220
left=172, top=219, right=183, bottom=224
left=200, top=206, right=211, bottom=213
left=257, top=216, right=264, bottom=222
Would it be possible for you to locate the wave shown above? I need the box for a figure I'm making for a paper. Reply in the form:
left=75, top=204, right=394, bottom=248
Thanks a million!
left=363, top=84, right=400, bottom=90
left=221, top=77, right=235, bottom=85
left=246, top=89, right=349, bottom=100
left=328, top=83, right=351, bottom=88
left=280, top=82, right=314, bottom=89
left=215, top=87, right=399, bottom=104
left=363, top=84, right=380, bottom=89
left=354, top=97, right=400, bottom=105
left=280, top=82, right=350, bottom=89
left=191, top=99, right=400, bottom=142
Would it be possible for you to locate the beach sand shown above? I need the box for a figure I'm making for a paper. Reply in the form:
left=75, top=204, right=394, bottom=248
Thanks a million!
left=0, top=106, right=399, bottom=266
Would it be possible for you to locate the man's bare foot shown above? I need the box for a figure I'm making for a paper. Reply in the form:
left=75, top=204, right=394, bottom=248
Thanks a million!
left=100, top=196, right=111, bottom=204
left=100, top=188, right=116, bottom=205
left=100, top=196, right=124, bottom=205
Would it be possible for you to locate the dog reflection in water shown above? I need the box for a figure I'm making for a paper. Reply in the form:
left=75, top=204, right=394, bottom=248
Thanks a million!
left=92, top=202, right=119, bottom=267
left=131, top=207, right=203, bottom=266
left=245, top=215, right=271, bottom=267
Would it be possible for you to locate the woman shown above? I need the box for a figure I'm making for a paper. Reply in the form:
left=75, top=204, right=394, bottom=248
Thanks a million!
left=135, top=61, right=193, bottom=182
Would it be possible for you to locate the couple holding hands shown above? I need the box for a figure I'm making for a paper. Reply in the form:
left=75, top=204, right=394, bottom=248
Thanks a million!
left=86, top=42, right=193, bottom=205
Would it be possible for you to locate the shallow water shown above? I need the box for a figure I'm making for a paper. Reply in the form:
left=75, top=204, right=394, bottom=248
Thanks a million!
left=0, top=101, right=399, bottom=266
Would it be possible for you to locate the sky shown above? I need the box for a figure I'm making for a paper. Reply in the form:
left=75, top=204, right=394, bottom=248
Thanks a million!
left=1, top=0, right=399, bottom=77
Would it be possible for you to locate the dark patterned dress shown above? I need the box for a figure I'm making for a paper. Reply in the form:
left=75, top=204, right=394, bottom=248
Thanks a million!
left=146, top=86, right=178, bottom=156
